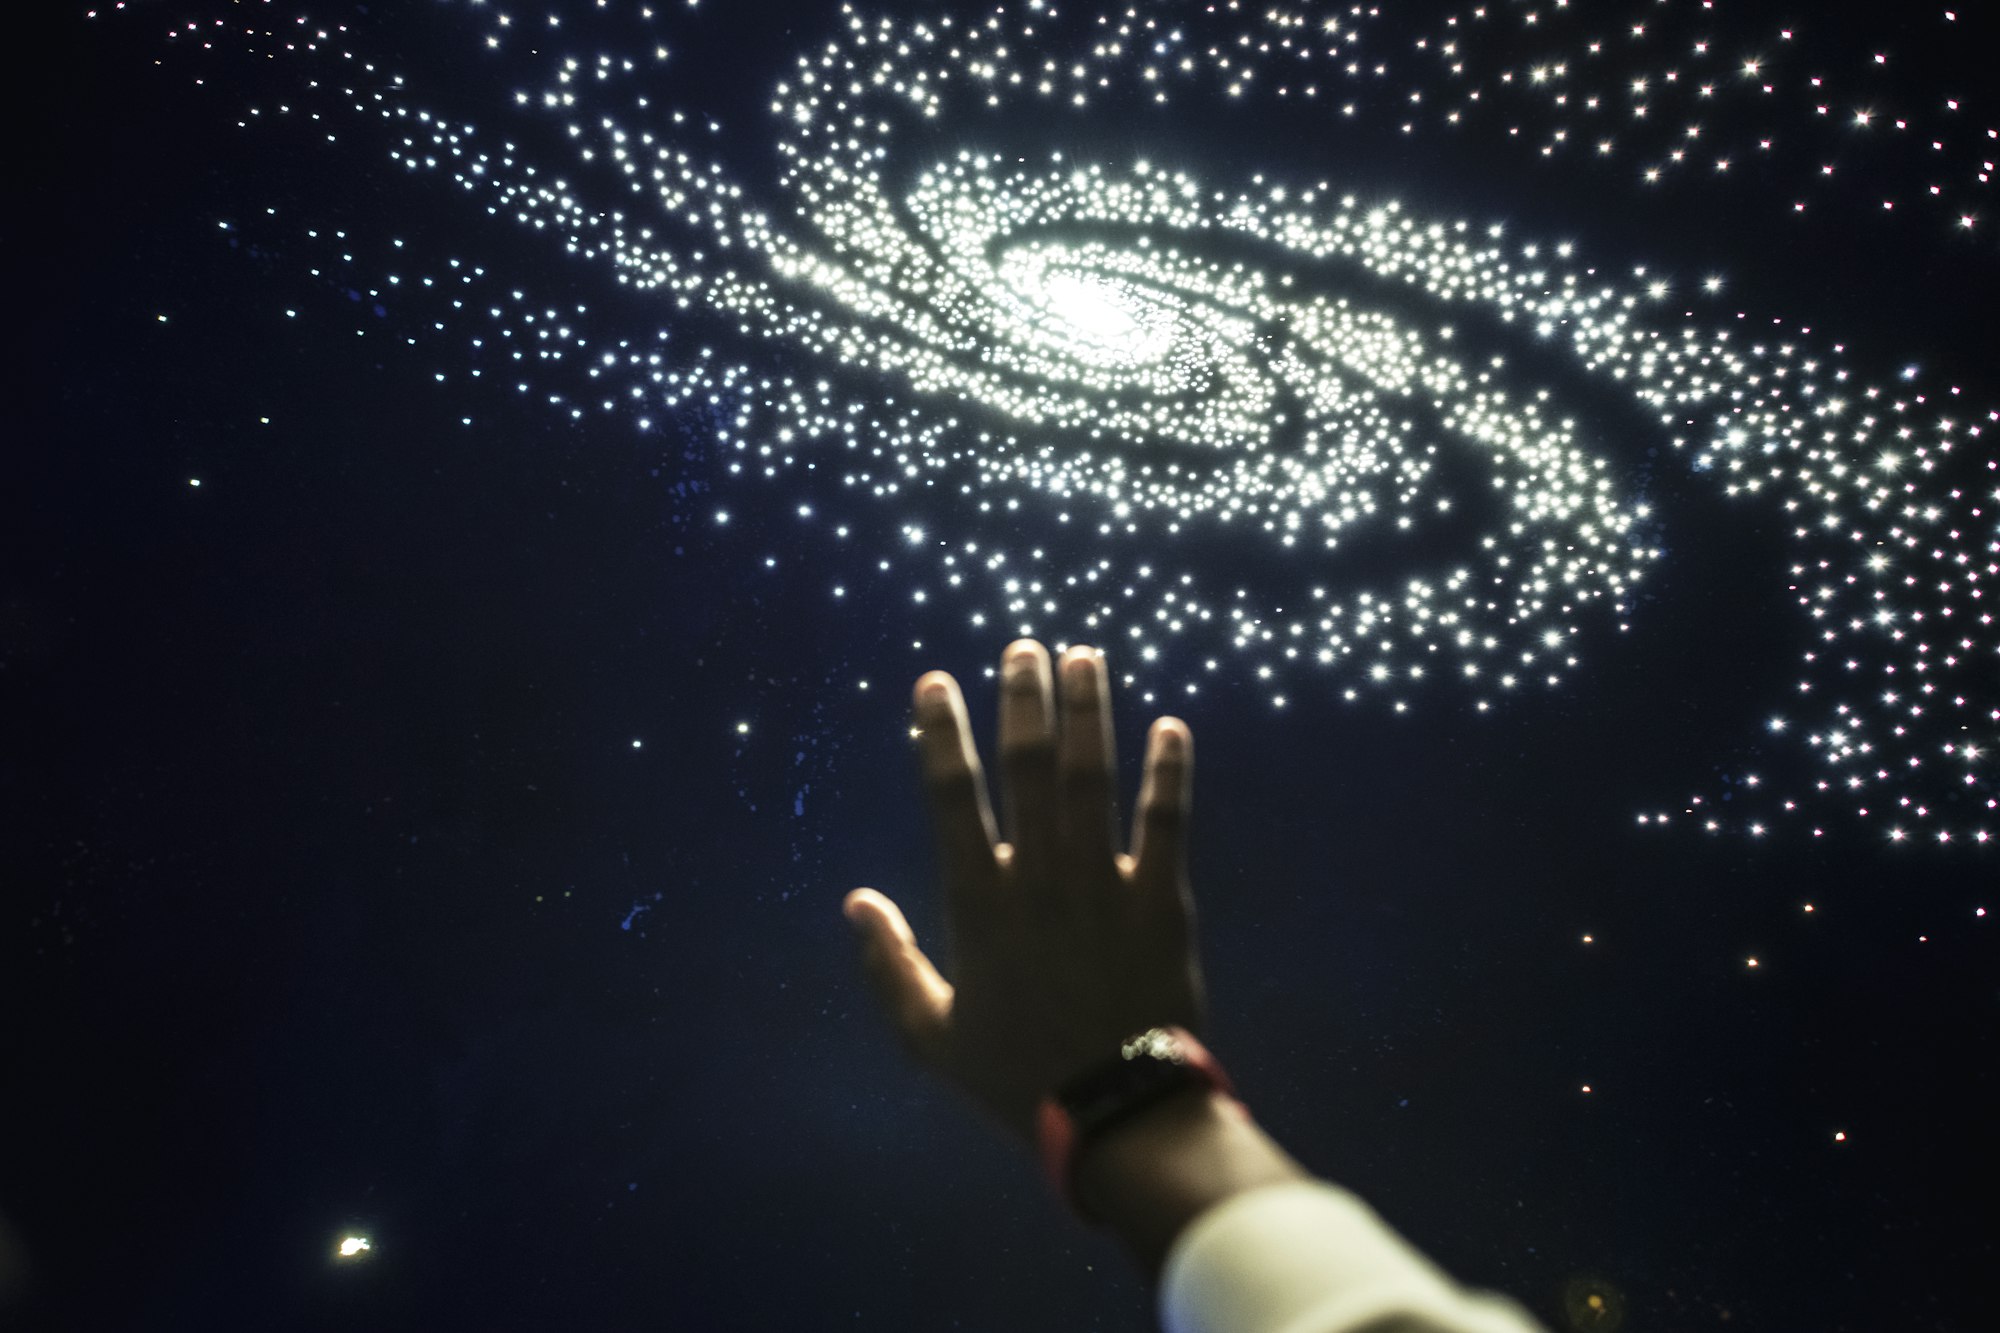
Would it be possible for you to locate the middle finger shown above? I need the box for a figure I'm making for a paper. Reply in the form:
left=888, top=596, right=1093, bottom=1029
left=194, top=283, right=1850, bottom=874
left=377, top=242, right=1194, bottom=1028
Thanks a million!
left=1056, top=646, right=1121, bottom=867
left=997, top=639, right=1057, bottom=880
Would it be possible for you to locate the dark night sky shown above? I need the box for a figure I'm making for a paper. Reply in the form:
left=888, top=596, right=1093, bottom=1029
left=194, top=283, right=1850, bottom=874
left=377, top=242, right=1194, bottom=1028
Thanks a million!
left=8, top=2, right=1996, bottom=1330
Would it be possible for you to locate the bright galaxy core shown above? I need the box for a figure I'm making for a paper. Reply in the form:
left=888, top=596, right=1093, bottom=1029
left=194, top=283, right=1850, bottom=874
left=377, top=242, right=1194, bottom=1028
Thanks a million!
left=120, top=0, right=1997, bottom=847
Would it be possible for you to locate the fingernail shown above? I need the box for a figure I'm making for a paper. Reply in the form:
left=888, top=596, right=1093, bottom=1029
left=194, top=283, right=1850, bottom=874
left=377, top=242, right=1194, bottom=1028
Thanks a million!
left=920, top=680, right=948, bottom=708
left=1065, top=657, right=1097, bottom=699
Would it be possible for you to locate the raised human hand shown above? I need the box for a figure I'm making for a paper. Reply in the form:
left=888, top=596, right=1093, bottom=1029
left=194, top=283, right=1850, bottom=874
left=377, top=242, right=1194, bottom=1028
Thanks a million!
left=843, top=639, right=1209, bottom=1150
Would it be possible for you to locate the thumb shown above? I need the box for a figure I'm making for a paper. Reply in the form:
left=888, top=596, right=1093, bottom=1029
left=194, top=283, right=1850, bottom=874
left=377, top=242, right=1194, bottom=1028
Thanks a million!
left=843, top=887, right=953, bottom=1062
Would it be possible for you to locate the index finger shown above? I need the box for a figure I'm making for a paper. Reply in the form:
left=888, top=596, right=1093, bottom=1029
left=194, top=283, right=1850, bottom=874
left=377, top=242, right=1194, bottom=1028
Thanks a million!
left=913, top=671, right=1000, bottom=887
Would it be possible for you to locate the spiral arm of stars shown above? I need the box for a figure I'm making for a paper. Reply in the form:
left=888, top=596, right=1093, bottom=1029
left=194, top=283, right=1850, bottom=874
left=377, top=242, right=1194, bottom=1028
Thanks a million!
left=130, top=0, right=1995, bottom=846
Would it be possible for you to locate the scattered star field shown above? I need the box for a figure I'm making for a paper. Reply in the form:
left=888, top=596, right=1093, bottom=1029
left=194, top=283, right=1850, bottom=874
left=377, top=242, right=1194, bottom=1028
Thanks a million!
left=108, top=0, right=1996, bottom=850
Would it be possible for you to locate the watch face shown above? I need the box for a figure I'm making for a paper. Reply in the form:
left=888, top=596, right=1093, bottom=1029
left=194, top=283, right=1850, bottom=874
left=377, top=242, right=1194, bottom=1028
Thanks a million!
left=1070, top=1046, right=1208, bottom=1131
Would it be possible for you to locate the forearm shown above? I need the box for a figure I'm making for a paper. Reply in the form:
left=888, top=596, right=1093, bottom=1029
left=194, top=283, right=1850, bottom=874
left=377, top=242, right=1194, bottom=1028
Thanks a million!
left=1071, top=1085, right=1312, bottom=1285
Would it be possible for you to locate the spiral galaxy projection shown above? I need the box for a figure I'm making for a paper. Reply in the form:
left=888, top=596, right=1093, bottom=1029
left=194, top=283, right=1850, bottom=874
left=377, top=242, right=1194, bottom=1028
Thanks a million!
left=132, top=0, right=1995, bottom=847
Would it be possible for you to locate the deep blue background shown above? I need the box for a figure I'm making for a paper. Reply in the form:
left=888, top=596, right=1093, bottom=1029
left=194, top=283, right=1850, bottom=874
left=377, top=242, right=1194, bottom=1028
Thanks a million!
left=7, top=4, right=1995, bottom=1330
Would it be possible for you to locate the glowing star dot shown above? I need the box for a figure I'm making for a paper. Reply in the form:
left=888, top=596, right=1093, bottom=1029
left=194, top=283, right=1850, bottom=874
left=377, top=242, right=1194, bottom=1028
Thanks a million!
left=142, top=0, right=1994, bottom=855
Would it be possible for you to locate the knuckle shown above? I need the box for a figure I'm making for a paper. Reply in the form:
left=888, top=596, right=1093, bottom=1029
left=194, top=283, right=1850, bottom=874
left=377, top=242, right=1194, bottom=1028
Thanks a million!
left=999, top=733, right=1055, bottom=764
left=1059, top=763, right=1113, bottom=791
left=925, top=763, right=982, bottom=799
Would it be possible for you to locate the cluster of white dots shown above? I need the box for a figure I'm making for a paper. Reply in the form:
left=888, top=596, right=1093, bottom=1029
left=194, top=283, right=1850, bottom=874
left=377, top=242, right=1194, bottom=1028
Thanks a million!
left=1073, top=1, right=1995, bottom=233
left=1390, top=3, right=1996, bottom=231
left=127, top=0, right=1994, bottom=846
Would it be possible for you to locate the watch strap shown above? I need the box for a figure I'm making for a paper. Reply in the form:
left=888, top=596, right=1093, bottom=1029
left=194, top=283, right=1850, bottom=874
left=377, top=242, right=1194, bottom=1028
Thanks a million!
left=1035, top=1025, right=1240, bottom=1223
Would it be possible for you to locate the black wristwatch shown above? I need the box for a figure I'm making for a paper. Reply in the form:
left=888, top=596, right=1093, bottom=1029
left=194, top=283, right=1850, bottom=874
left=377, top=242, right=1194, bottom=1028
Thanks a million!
left=1034, top=1026, right=1241, bottom=1222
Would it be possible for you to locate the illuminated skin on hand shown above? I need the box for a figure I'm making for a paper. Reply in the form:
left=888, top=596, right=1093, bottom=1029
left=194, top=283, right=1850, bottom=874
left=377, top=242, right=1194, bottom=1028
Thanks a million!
left=147, top=1, right=1993, bottom=845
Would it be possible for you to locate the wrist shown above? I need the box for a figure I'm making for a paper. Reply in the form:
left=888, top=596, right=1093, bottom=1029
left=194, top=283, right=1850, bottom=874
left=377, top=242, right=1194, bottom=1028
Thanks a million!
left=1071, top=1086, right=1309, bottom=1285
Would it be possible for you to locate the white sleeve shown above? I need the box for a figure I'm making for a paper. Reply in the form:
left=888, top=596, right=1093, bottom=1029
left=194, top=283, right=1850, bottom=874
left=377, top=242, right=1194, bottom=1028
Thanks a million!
left=1158, top=1180, right=1548, bottom=1333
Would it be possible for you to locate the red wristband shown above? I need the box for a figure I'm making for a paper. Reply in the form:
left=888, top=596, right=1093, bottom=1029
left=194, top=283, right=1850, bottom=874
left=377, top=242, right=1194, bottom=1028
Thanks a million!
left=1034, top=1026, right=1241, bottom=1223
